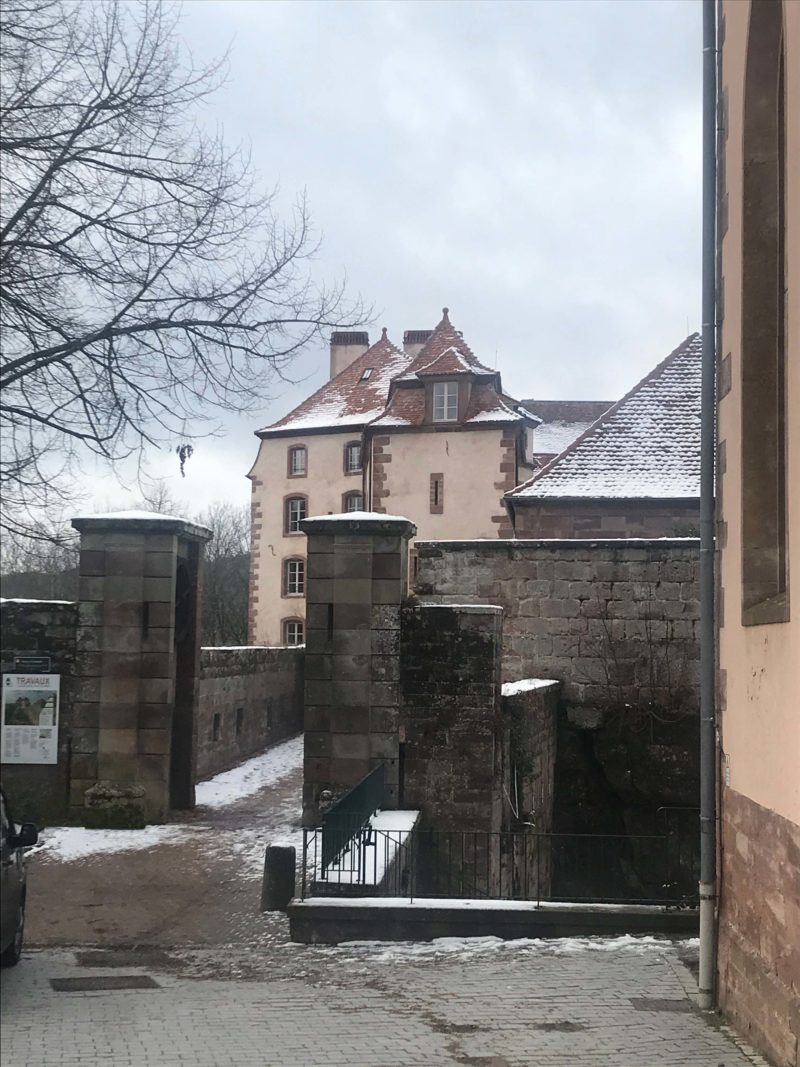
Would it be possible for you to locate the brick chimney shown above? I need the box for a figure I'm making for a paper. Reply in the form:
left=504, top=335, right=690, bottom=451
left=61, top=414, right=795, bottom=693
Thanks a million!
left=403, top=330, right=433, bottom=360
left=330, top=331, right=369, bottom=379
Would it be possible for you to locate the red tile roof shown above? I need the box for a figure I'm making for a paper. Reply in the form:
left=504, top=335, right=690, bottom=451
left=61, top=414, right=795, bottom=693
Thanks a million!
left=256, top=329, right=412, bottom=437
left=257, top=309, right=538, bottom=437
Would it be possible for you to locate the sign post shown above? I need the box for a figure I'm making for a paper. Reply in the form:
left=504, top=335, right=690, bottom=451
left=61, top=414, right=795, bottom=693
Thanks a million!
left=1, top=673, right=60, bottom=765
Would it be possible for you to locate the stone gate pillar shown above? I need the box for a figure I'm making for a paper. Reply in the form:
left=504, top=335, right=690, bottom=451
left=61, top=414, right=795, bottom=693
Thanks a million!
left=71, top=511, right=212, bottom=824
left=300, top=513, right=416, bottom=826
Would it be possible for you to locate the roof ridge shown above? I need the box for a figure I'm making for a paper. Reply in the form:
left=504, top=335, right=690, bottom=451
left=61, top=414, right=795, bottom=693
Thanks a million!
left=509, top=332, right=701, bottom=496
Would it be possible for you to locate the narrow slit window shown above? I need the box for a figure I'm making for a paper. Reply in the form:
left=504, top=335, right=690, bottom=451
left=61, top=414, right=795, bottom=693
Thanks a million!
left=430, top=473, right=444, bottom=514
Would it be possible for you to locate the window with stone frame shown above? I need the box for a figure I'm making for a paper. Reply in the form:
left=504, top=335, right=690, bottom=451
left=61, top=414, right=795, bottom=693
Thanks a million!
left=432, top=381, right=458, bottom=422
left=283, top=557, right=305, bottom=596
left=740, top=0, right=789, bottom=625
left=343, top=491, right=363, bottom=513
left=285, top=495, right=307, bottom=534
left=429, top=473, right=444, bottom=514
left=344, top=441, right=362, bottom=473
left=282, top=618, right=304, bottom=646
left=287, top=445, right=307, bottom=477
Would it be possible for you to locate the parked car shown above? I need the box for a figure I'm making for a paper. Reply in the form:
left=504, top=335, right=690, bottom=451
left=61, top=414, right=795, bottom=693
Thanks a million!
left=0, top=787, right=38, bottom=967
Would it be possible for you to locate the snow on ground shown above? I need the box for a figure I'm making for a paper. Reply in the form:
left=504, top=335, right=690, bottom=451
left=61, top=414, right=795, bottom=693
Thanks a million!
left=32, top=734, right=304, bottom=864
left=31, top=824, right=209, bottom=862
left=303, top=934, right=699, bottom=964
left=195, top=734, right=303, bottom=809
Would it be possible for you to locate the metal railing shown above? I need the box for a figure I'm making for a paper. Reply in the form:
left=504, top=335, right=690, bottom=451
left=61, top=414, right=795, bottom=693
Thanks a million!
left=302, top=808, right=699, bottom=907
left=320, top=764, right=385, bottom=874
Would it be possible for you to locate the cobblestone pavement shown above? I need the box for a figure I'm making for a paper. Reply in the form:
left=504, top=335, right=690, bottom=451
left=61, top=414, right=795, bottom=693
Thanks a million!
left=0, top=936, right=768, bottom=1067
left=2, top=740, right=767, bottom=1067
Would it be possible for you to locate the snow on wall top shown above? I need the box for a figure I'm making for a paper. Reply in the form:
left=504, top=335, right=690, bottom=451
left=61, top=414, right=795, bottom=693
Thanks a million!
left=509, top=334, right=702, bottom=500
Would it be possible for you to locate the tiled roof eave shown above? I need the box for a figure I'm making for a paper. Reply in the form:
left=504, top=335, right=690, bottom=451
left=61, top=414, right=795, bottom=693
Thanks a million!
left=256, top=421, right=370, bottom=439
left=506, top=491, right=701, bottom=503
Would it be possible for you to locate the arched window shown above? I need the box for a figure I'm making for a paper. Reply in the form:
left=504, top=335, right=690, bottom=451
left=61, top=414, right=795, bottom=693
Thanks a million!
left=287, top=445, right=307, bottom=477
left=282, top=618, right=305, bottom=646
left=283, top=557, right=305, bottom=597
left=344, top=441, right=362, bottom=473
left=741, top=0, right=788, bottom=624
left=285, top=495, right=307, bottom=534
left=343, top=491, right=363, bottom=513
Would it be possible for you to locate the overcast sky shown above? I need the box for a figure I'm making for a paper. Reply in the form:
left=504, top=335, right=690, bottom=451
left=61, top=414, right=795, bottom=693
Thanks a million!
left=97, top=0, right=702, bottom=516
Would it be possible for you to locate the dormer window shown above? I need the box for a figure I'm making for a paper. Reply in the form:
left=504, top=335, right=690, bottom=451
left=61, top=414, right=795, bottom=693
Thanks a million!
left=359, top=368, right=373, bottom=382
left=433, top=381, right=459, bottom=422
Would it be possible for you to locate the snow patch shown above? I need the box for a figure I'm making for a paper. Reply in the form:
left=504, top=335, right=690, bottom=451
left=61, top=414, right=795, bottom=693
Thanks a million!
left=0, top=597, right=75, bottom=605
left=317, top=933, right=677, bottom=963
left=32, top=824, right=202, bottom=861
left=195, top=735, right=303, bottom=809
left=502, top=678, right=559, bottom=696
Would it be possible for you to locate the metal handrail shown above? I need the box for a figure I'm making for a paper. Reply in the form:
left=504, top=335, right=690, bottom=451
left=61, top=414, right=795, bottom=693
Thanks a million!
left=302, top=817, right=700, bottom=907
left=320, top=764, right=386, bottom=873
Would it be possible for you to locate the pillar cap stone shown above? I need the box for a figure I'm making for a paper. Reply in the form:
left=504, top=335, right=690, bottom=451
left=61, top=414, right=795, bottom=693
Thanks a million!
left=72, top=510, right=213, bottom=542
left=300, top=511, right=416, bottom=538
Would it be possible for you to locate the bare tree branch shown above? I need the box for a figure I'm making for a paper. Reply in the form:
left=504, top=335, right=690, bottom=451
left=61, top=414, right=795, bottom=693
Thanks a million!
left=0, top=0, right=367, bottom=540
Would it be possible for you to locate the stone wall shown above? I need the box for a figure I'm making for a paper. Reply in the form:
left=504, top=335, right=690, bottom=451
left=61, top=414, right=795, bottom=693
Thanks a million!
left=509, top=500, right=700, bottom=539
left=399, top=602, right=503, bottom=897
left=500, top=680, right=560, bottom=897
left=0, top=599, right=78, bottom=824
left=415, top=538, right=701, bottom=714
left=300, top=514, right=414, bottom=825
left=415, top=538, right=702, bottom=891
left=400, top=604, right=503, bottom=831
left=717, top=788, right=800, bottom=1067
left=1, top=600, right=305, bottom=820
left=197, top=646, right=304, bottom=780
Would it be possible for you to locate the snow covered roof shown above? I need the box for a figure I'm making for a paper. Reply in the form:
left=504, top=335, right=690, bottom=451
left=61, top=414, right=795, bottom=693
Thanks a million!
left=257, top=329, right=413, bottom=437
left=517, top=401, right=613, bottom=459
left=508, top=334, right=702, bottom=501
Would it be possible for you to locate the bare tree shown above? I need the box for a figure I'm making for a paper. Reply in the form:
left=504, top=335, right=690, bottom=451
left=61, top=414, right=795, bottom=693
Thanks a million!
left=196, top=501, right=250, bottom=647
left=0, top=0, right=364, bottom=540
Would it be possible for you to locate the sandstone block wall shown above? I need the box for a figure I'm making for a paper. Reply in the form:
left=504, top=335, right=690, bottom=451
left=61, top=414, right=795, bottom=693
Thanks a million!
left=500, top=680, right=560, bottom=897
left=197, top=646, right=304, bottom=780
left=718, top=788, right=800, bottom=1067
left=400, top=604, right=503, bottom=831
left=0, top=599, right=78, bottom=823
left=415, top=538, right=701, bottom=715
left=399, top=602, right=503, bottom=897
left=301, top=515, right=414, bottom=825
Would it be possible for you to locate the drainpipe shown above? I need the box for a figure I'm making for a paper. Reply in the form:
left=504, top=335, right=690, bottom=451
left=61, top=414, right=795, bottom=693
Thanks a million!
left=698, top=0, right=718, bottom=1012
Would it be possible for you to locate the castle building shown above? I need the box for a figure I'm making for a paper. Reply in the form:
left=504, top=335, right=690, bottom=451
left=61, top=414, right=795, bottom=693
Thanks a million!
left=247, top=309, right=604, bottom=645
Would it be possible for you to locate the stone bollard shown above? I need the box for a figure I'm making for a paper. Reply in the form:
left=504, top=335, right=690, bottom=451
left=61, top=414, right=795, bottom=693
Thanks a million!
left=261, top=845, right=296, bottom=912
